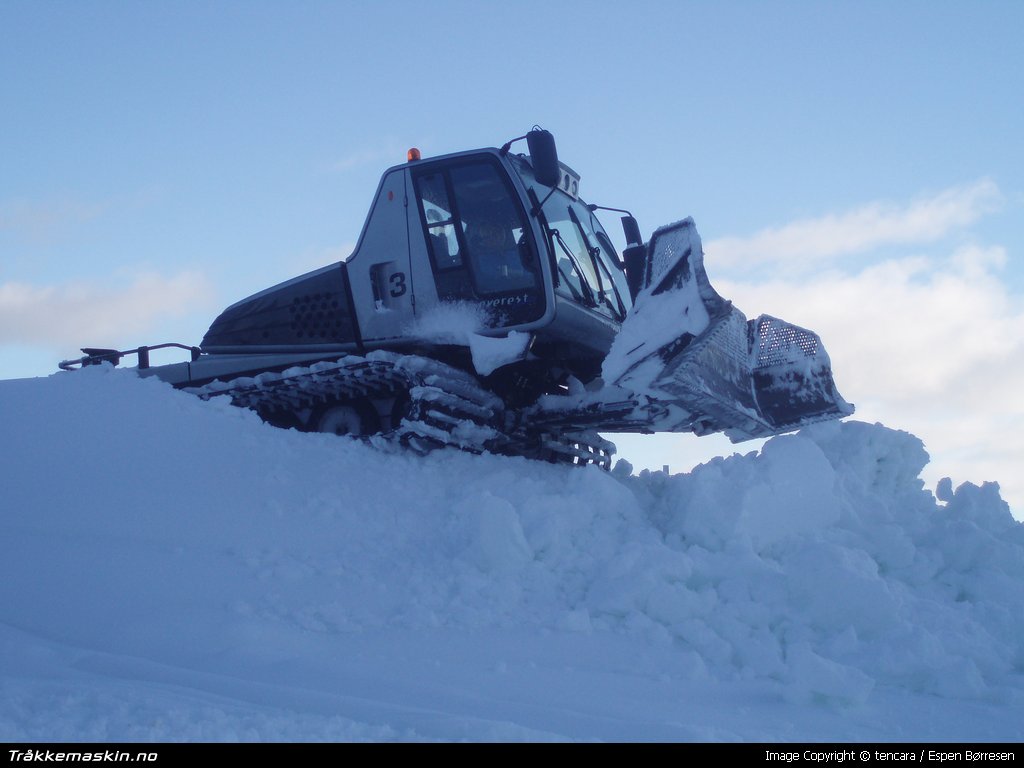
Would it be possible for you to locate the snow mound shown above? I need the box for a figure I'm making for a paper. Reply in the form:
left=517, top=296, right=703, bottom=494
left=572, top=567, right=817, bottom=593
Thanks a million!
left=0, top=368, right=1021, bottom=741
left=622, top=420, right=1023, bottom=702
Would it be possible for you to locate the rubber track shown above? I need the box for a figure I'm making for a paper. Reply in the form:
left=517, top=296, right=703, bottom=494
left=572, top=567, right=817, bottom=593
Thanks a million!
left=186, top=351, right=614, bottom=468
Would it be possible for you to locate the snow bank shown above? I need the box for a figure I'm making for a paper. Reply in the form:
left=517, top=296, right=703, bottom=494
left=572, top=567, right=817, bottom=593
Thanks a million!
left=620, top=421, right=1024, bottom=703
left=0, top=368, right=1021, bottom=741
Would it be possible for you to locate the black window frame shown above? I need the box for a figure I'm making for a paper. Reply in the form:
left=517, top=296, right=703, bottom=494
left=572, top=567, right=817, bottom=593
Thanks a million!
left=412, top=155, right=544, bottom=301
left=413, top=167, right=465, bottom=273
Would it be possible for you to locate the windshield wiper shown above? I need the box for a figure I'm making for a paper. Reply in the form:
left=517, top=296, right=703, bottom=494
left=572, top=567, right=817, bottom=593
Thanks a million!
left=551, top=228, right=596, bottom=307
left=555, top=260, right=587, bottom=304
left=593, top=250, right=627, bottom=319
left=568, top=207, right=605, bottom=297
left=569, top=207, right=628, bottom=318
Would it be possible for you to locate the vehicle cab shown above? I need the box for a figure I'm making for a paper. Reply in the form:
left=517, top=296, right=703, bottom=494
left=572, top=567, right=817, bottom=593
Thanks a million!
left=201, top=129, right=635, bottom=383
left=344, top=130, right=633, bottom=379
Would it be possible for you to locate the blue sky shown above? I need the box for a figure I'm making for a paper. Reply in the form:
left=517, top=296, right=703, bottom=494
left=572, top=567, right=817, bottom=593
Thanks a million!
left=2, top=1, right=1022, bottom=513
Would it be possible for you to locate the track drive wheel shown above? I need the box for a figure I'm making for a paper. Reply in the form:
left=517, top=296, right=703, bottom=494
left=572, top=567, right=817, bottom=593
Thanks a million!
left=313, top=400, right=381, bottom=437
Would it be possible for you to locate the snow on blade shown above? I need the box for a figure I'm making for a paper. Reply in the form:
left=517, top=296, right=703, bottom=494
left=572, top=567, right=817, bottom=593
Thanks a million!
left=602, top=219, right=710, bottom=388
left=0, top=368, right=1022, bottom=741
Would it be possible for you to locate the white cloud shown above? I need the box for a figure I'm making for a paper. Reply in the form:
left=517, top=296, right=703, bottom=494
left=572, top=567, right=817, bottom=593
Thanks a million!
left=714, top=243, right=1024, bottom=518
left=0, top=198, right=107, bottom=244
left=0, top=271, right=216, bottom=349
left=707, top=179, right=1003, bottom=271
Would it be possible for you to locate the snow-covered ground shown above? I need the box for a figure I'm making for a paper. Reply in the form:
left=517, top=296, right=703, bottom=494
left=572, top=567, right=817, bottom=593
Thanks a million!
left=1, top=367, right=1022, bottom=742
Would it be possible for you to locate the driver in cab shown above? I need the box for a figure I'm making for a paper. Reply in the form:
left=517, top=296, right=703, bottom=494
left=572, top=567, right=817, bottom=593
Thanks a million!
left=466, top=219, right=532, bottom=292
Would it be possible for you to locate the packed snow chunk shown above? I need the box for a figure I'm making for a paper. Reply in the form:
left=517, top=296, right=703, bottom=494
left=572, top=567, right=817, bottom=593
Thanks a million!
left=784, top=642, right=875, bottom=706
left=650, top=431, right=839, bottom=551
left=926, top=657, right=990, bottom=700
left=643, top=457, right=754, bottom=550
left=942, top=479, right=1018, bottom=535
left=784, top=544, right=901, bottom=636
left=736, top=434, right=840, bottom=549
left=467, top=331, right=531, bottom=377
left=560, top=608, right=594, bottom=633
left=453, top=492, right=534, bottom=573
left=404, top=301, right=530, bottom=376
left=936, top=476, right=955, bottom=503
left=583, top=537, right=701, bottom=643
left=803, top=420, right=932, bottom=506
left=928, top=481, right=1024, bottom=647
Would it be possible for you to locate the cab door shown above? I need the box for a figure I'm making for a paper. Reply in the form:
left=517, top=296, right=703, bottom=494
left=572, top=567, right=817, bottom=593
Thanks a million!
left=411, top=157, right=547, bottom=329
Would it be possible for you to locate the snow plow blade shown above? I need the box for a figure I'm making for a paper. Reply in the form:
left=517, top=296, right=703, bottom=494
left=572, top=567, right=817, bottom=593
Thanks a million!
left=604, top=219, right=853, bottom=442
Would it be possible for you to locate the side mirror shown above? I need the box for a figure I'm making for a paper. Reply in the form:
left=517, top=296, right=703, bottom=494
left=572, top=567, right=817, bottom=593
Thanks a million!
left=527, top=129, right=560, bottom=188
left=621, top=215, right=643, bottom=247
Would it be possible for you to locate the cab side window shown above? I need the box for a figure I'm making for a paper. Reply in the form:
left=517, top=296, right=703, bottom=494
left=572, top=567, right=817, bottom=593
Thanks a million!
left=416, top=172, right=463, bottom=270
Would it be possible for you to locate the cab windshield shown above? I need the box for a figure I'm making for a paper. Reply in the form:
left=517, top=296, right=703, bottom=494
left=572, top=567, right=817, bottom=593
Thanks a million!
left=509, top=155, right=630, bottom=320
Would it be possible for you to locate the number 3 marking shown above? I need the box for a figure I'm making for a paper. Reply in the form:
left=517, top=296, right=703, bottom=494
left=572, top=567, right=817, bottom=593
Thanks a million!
left=389, top=272, right=407, bottom=298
